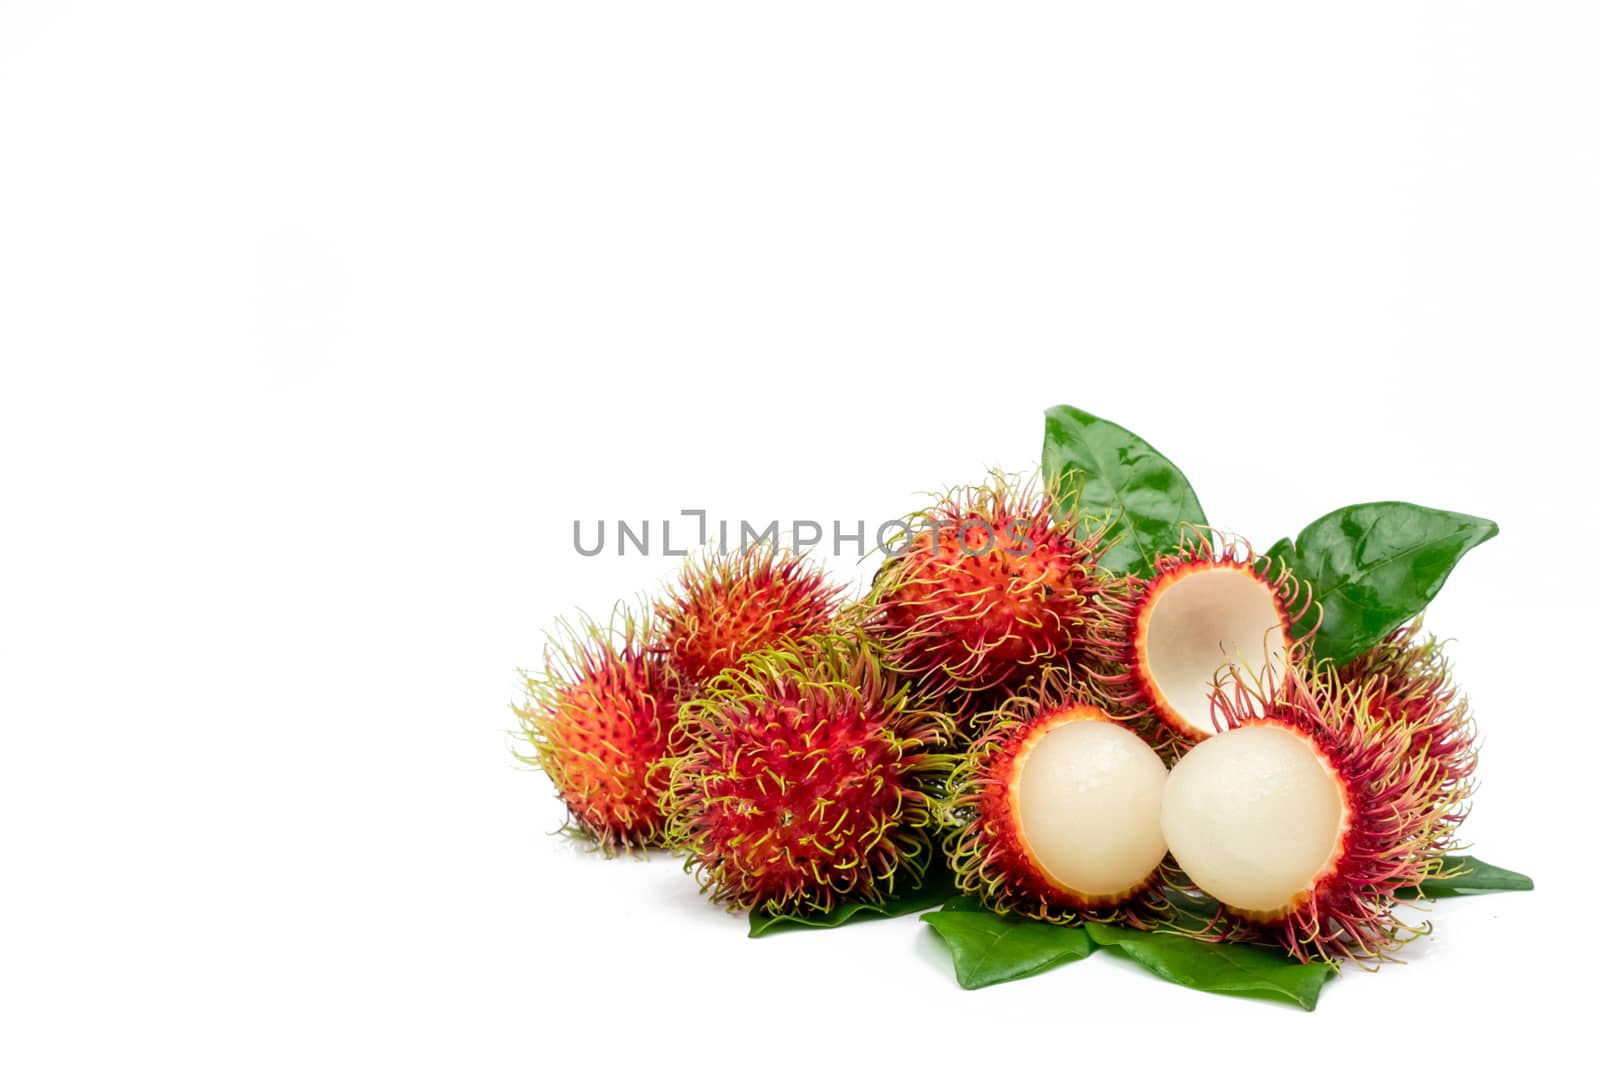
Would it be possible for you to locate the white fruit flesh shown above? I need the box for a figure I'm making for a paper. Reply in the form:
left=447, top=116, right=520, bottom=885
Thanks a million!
left=1161, top=723, right=1347, bottom=914
left=1014, top=719, right=1169, bottom=900
left=1143, top=566, right=1288, bottom=735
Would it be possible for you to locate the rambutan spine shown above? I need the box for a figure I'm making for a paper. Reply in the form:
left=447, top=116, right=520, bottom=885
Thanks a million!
left=515, top=607, right=684, bottom=853
left=662, top=636, right=955, bottom=917
left=1337, top=617, right=1478, bottom=825
left=868, top=472, right=1110, bottom=721
left=655, top=542, right=850, bottom=687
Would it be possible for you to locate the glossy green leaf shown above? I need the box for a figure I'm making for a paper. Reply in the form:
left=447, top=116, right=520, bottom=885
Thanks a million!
left=1041, top=405, right=1208, bottom=577
left=938, top=894, right=988, bottom=914
left=1398, top=855, right=1535, bottom=900
left=747, top=865, right=955, bottom=937
left=921, top=902, right=1097, bottom=989
left=1262, top=537, right=1295, bottom=575
left=1272, top=502, right=1497, bottom=663
left=1084, top=923, right=1336, bottom=1011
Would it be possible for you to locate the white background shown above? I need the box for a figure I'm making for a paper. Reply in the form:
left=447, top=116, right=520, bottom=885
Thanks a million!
left=3, top=2, right=1594, bottom=1062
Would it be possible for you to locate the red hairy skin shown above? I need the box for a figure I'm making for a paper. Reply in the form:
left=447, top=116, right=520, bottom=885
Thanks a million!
left=1204, top=666, right=1467, bottom=964
left=1337, top=618, right=1478, bottom=823
left=656, top=544, right=849, bottom=685
left=869, top=476, right=1108, bottom=723
left=944, top=675, right=1172, bottom=925
left=1091, top=533, right=1315, bottom=754
left=515, top=612, right=685, bottom=852
left=663, top=639, right=954, bottom=917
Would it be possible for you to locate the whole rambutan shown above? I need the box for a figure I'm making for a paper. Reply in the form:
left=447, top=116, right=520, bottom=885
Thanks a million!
left=515, top=609, right=684, bottom=852
left=1338, top=618, right=1478, bottom=819
left=662, top=637, right=954, bottom=917
left=944, top=674, right=1171, bottom=924
left=1161, top=665, right=1465, bottom=963
left=1093, top=533, right=1314, bottom=751
left=655, top=543, right=849, bottom=686
left=868, top=474, right=1108, bottom=719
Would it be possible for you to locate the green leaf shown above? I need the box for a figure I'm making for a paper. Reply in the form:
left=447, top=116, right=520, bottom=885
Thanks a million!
left=1274, top=501, right=1497, bottom=664
left=1262, top=537, right=1296, bottom=575
left=1398, top=855, right=1535, bottom=899
left=937, top=894, right=988, bottom=914
left=1041, top=405, right=1208, bottom=578
left=1084, top=924, right=1337, bottom=1011
left=747, top=864, right=955, bottom=937
left=921, top=902, right=1097, bottom=989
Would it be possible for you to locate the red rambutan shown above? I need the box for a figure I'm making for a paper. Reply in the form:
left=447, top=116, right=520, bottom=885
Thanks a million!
left=656, top=543, right=849, bottom=686
left=869, top=474, right=1108, bottom=718
left=1161, top=665, right=1465, bottom=963
left=1337, top=618, right=1478, bottom=818
left=944, top=675, right=1171, bottom=924
left=515, top=609, right=684, bottom=851
left=662, top=638, right=953, bottom=917
left=1093, top=533, right=1314, bottom=750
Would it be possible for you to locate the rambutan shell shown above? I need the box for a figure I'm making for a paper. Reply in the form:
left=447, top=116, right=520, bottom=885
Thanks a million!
left=515, top=612, right=684, bottom=851
left=656, top=544, right=848, bottom=685
left=1337, top=618, right=1478, bottom=813
left=1093, top=535, right=1313, bottom=750
left=663, top=639, right=953, bottom=916
left=871, top=475, right=1107, bottom=718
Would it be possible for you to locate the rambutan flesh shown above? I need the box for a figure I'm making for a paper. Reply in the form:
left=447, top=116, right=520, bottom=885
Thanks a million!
left=945, top=682, right=1169, bottom=923
left=1094, top=535, right=1313, bottom=748
left=1338, top=618, right=1478, bottom=821
left=655, top=543, right=849, bottom=686
left=663, top=639, right=953, bottom=917
left=515, top=610, right=684, bottom=852
left=1161, top=666, right=1465, bottom=963
left=869, top=475, right=1107, bottom=718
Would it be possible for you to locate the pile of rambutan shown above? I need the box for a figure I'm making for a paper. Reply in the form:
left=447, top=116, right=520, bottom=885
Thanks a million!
left=513, top=403, right=1529, bottom=1007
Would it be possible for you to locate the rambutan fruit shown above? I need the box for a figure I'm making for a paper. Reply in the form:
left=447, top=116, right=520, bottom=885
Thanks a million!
left=1160, top=666, right=1465, bottom=963
left=662, top=638, right=953, bottom=917
left=655, top=543, right=849, bottom=686
left=868, top=474, right=1108, bottom=719
left=514, top=609, right=684, bottom=852
left=944, top=676, right=1170, bottom=923
left=1338, top=618, right=1478, bottom=817
left=1093, top=534, right=1314, bottom=749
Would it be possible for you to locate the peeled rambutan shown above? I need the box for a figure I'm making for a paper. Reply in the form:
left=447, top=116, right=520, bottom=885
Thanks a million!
left=662, top=638, right=953, bottom=917
left=1338, top=618, right=1478, bottom=819
left=869, top=474, right=1107, bottom=718
left=944, top=675, right=1170, bottom=924
left=655, top=543, right=849, bottom=686
left=1093, top=533, right=1314, bottom=749
left=514, top=609, right=684, bottom=852
left=1161, top=666, right=1465, bottom=963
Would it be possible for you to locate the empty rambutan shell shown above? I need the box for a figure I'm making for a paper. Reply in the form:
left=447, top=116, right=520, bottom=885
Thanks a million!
left=869, top=474, right=1107, bottom=719
left=1161, top=666, right=1466, bottom=963
left=515, top=609, right=685, bottom=852
left=945, top=679, right=1170, bottom=923
left=663, top=637, right=953, bottom=917
left=655, top=543, right=849, bottom=686
left=1094, top=534, right=1313, bottom=749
